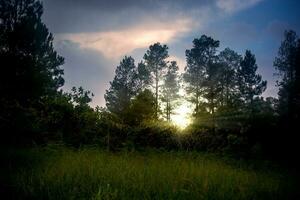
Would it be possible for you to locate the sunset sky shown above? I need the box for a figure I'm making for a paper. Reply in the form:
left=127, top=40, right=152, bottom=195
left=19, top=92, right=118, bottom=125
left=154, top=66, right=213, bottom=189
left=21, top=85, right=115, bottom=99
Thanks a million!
left=42, top=0, right=300, bottom=107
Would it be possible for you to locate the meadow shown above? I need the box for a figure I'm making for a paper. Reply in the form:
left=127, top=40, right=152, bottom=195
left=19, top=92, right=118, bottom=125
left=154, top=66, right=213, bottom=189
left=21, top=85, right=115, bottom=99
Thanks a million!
left=2, top=145, right=299, bottom=200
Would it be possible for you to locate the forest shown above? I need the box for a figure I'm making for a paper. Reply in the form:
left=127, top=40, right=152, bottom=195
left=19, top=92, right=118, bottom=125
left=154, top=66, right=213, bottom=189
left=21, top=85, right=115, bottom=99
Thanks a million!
left=1, top=0, right=300, bottom=199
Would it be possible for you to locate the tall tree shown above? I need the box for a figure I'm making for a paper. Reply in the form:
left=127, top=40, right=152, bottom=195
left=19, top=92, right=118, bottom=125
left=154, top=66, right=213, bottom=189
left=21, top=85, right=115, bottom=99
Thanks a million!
left=183, top=35, right=220, bottom=116
left=274, top=30, right=300, bottom=121
left=161, top=61, right=180, bottom=121
left=202, top=61, right=222, bottom=116
left=143, top=43, right=169, bottom=119
left=0, top=0, right=64, bottom=105
left=105, top=56, right=139, bottom=121
left=218, top=48, right=242, bottom=110
left=0, top=0, right=64, bottom=139
left=237, top=50, right=267, bottom=113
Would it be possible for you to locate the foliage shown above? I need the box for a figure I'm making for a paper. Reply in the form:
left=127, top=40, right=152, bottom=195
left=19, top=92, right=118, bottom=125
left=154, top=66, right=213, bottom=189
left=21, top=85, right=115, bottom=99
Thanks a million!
left=161, top=61, right=180, bottom=121
left=274, top=30, right=300, bottom=122
left=35, top=88, right=98, bottom=147
left=0, top=0, right=64, bottom=103
left=237, top=50, right=267, bottom=113
left=0, top=0, right=64, bottom=143
left=105, top=56, right=140, bottom=121
left=184, top=35, right=220, bottom=115
left=218, top=48, right=242, bottom=112
left=126, top=89, right=156, bottom=125
left=273, top=30, right=300, bottom=160
left=143, top=43, right=169, bottom=119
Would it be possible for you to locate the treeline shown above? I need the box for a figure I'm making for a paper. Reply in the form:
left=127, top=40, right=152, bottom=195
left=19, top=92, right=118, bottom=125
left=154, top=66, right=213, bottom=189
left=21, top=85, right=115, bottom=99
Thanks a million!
left=104, top=37, right=269, bottom=125
left=1, top=0, right=300, bottom=161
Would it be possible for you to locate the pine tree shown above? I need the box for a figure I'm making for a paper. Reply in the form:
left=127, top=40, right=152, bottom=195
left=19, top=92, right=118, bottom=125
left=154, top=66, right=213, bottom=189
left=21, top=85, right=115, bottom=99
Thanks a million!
left=0, top=0, right=64, bottom=105
left=183, top=35, right=220, bottom=116
left=161, top=61, right=180, bottom=121
left=143, top=43, right=169, bottom=119
left=237, top=50, right=267, bottom=113
left=274, top=30, right=300, bottom=122
left=105, top=56, right=139, bottom=120
left=218, top=48, right=242, bottom=111
left=127, top=89, right=156, bottom=125
left=0, top=0, right=65, bottom=139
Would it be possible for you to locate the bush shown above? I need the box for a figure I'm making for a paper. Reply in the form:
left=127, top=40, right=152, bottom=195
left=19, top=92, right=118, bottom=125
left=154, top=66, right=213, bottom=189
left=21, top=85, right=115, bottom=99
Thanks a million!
left=127, top=121, right=179, bottom=150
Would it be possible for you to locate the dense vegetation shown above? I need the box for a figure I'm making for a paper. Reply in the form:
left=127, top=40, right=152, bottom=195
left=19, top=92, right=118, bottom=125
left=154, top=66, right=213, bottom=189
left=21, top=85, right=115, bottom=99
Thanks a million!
left=1, top=0, right=300, bottom=199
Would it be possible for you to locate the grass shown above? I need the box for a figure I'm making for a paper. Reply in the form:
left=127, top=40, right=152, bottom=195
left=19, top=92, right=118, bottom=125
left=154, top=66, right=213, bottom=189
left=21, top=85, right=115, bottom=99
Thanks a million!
left=1, top=145, right=299, bottom=199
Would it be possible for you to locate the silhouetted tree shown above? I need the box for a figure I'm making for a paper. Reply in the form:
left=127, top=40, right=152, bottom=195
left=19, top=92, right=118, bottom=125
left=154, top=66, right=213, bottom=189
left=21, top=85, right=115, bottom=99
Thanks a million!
left=218, top=48, right=242, bottom=111
left=105, top=56, right=139, bottom=121
left=63, top=87, right=97, bottom=146
left=127, top=89, right=156, bottom=125
left=274, top=30, right=300, bottom=122
left=137, top=61, right=152, bottom=89
left=0, top=0, right=64, bottom=142
left=143, top=43, right=169, bottom=119
left=161, top=61, right=180, bottom=121
left=183, top=35, right=220, bottom=116
left=237, top=50, right=267, bottom=114
left=0, top=0, right=64, bottom=104
left=69, top=86, right=94, bottom=107
left=202, top=62, right=222, bottom=117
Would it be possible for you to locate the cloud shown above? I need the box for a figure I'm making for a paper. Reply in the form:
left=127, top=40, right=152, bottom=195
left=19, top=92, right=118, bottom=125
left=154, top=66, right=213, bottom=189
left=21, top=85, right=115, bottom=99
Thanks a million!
left=42, top=0, right=210, bottom=34
left=216, top=0, right=263, bottom=13
left=46, top=0, right=264, bottom=60
left=57, top=19, right=192, bottom=59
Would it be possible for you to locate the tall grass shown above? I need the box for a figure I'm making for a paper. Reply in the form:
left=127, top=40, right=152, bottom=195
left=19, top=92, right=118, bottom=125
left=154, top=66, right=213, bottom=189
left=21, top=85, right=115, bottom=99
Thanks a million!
left=2, top=145, right=299, bottom=199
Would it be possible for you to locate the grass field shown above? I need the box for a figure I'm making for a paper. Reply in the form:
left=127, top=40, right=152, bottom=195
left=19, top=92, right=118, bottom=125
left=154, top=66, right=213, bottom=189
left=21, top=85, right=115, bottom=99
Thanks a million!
left=1, top=145, right=299, bottom=200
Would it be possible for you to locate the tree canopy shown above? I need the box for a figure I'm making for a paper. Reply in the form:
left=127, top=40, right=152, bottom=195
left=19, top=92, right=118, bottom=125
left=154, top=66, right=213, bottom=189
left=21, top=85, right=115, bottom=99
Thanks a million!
left=0, top=0, right=64, bottom=104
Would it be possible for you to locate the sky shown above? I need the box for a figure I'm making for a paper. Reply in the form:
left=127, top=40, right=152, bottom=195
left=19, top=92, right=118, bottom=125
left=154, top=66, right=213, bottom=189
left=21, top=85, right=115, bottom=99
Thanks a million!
left=42, top=0, right=300, bottom=107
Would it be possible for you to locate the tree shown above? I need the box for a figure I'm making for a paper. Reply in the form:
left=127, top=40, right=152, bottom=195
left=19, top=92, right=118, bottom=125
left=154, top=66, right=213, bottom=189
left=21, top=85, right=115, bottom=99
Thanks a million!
left=183, top=35, right=220, bottom=116
left=105, top=56, right=140, bottom=121
left=137, top=61, right=152, bottom=89
left=218, top=48, right=242, bottom=111
left=0, top=0, right=64, bottom=141
left=161, top=61, right=180, bottom=121
left=69, top=86, right=94, bottom=107
left=66, top=87, right=97, bottom=146
left=237, top=50, right=267, bottom=113
left=274, top=30, right=300, bottom=121
left=202, top=61, right=222, bottom=116
left=127, top=89, right=156, bottom=125
left=143, top=43, right=169, bottom=119
left=0, top=0, right=64, bottom=105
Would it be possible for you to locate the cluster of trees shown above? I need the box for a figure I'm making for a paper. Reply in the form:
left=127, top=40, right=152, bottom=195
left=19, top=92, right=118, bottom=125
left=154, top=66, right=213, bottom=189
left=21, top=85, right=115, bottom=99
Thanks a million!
left=0, top=0, right=100, bottom=146
left=104, top=44, right=181, bottom=124
left=184, top=37, right=268, bottom=121
left=105, top=35, right=268, bottom=127
left=1, top=0, right=300, bottom=161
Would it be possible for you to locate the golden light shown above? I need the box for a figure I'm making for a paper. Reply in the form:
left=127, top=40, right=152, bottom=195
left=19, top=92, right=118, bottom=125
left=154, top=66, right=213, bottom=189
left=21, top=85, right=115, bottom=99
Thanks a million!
left=171, top=101, right=192, bottom=129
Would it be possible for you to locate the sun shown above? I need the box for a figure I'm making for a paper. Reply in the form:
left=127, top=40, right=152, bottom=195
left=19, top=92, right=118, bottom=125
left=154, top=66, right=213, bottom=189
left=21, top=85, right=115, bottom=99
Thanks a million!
left=171, top=102, right=192, bottom=129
